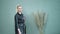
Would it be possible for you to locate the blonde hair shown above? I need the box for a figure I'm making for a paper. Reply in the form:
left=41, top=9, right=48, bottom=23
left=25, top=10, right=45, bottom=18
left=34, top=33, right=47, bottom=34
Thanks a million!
left=16, top=4, right=22, bottom=9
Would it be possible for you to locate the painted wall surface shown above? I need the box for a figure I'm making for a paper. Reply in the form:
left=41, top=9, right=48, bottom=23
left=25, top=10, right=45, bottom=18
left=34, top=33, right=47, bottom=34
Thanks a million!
left=0, top=0, right=60, bottom=34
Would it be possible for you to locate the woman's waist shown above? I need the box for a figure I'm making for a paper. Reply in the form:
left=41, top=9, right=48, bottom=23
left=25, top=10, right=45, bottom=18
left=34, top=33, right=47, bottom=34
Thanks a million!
left=18, top=23, right=25, bottom=26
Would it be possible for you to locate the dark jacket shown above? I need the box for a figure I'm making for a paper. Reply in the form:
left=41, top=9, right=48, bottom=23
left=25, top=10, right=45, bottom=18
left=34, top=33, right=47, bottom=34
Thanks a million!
left=14, top=12, right=25, bottom=34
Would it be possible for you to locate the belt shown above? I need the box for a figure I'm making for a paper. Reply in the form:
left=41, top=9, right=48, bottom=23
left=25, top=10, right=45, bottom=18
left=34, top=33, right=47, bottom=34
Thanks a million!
left=18, top=23, right=24, bottom=26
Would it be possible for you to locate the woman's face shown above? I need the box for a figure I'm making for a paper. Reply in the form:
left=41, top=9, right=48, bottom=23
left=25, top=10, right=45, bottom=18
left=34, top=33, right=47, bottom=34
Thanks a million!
left=17, top=6, right=23, bottom=12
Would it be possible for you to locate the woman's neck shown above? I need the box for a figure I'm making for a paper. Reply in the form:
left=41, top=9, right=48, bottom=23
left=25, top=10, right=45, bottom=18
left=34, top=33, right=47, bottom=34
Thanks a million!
left=18, top=12, right=22, bottom=14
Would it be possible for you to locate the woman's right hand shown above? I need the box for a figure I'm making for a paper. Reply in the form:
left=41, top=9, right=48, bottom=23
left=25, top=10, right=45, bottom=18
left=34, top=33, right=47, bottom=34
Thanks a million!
left=18, top=28, right=21, bottom=34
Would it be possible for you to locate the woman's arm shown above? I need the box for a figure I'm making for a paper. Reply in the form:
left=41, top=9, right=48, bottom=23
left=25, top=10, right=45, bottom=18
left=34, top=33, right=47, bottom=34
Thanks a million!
left=15, top=15, right=19, bottom=29
left=15, top=14, right=21, bottom=34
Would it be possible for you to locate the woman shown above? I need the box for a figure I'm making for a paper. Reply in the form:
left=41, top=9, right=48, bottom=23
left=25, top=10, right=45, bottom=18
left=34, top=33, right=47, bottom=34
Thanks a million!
left=14, top=4, right=26, bottom=34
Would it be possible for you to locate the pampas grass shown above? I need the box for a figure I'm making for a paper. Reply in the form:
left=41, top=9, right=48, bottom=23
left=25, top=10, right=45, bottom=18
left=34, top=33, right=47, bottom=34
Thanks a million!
left=33, top=11, right=47, bottom=34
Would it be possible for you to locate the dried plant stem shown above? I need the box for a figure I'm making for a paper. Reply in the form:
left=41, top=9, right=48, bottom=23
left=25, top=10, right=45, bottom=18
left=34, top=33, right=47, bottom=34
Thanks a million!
left=33, top=12, right=45, bottom=34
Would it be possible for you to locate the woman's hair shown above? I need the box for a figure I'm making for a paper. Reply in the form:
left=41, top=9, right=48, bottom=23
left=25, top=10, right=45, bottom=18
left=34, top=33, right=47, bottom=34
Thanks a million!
left=16, top=4, right=22, bottom=9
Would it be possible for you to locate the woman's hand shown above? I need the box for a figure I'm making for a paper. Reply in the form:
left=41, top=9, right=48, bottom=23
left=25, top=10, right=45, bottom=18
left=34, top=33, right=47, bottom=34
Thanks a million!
left=18, top=28, right=21, bottom=34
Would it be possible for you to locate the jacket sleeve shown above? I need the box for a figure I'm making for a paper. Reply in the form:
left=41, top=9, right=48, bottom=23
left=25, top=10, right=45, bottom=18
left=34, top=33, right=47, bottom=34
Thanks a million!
left=15, top=15, right=19, bottom=29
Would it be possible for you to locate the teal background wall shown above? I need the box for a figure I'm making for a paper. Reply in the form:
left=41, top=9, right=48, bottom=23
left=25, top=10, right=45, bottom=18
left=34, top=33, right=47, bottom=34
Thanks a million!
left=0, top=0, right=60, bottom=34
